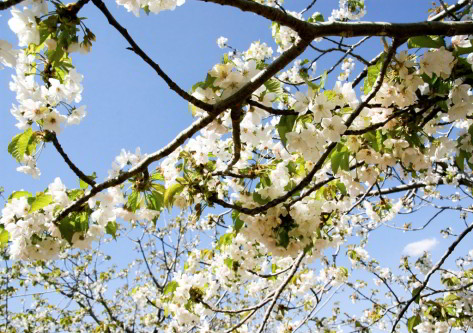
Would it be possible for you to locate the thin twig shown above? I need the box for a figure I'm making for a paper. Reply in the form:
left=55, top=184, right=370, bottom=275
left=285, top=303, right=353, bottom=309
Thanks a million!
left=49, top=132, right=96, bottom=187
left=390, top=222, right=473, bottom=333
left=257, top=251, right=306, bottom=333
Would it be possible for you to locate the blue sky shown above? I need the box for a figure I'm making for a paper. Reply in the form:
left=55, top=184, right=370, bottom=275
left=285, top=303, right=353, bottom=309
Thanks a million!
left=1, top=0, right=473, bottom=318
left=0, top=0, right=437, bottom=195
left=1, top=0, right=471, bottom=268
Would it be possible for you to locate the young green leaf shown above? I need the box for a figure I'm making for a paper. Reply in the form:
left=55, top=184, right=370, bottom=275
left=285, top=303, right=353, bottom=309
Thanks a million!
left=28, top=194, right=53, bottom=213
left=163, top=183, right=185, bottom=210
left=276, top=114, right=297, bottom=147
left=105, top=221, right=118, bottom=240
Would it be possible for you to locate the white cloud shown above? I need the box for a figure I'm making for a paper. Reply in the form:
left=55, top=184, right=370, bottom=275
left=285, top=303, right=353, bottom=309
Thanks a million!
left=403, top=238, right=439, bottom=256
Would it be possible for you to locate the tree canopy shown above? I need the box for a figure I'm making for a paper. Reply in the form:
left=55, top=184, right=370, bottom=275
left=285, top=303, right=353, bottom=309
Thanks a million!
left=1, top=0, right=473, bottom=332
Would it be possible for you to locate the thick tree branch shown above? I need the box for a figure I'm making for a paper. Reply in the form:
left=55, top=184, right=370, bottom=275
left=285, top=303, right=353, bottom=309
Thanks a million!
left=211, top=39, right=401, bottom=215
left=353, top=0, right=472, bottom=88
left=51, top=113, right=218, bottom=226
left=198, top=0, right=473, bottom=40
left=0, top=0, right=24, bottom=11
left=66, top=0, right=91, bottom=16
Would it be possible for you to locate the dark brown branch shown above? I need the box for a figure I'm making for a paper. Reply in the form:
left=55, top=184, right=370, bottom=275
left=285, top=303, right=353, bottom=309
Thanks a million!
left=353, top=0, right=472, bottom=88
left=247, top=265, right=292, bottom=278
left=247, top=99, right=298, bottom=116
left=257, top=251, right=306, bottom=333
left=51, top=113, right=218, bottom=226
left=390, top=221, right=473, bottom=333
left=211, top=40, right=400, bottom=215
left=91, top=0, right=214, bottom=113
left=49, top=132, right=96, bottom=187
left=225, top=107, right=243, bottom=171
left=137, top=239, right=163, bottom=291
left=50, top=26, right=312, bottom=227
left=0, top=0, right=24, bottom=11
left=66, top=0, right=90, bottom=16
left=198, top=0, right=473, bottom=40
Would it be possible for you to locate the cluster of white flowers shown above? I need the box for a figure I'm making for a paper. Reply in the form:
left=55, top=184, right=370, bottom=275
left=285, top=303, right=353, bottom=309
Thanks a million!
left=5, top=3, right=90, bottom=179
left=116, top=0, right=185, bottom=16
left=108, top=147, right=148, bottom=178
left=329, top=0, right=366, bottom=21
left=0, top=177, right=100, bottom=259
left=338, top=57, right=355, bottom=81
left=216, top=36, right=228, bottom=49
left=0, top=39, right=19, bottom=69
left=271, top=11, right=302, bottom=53
left=244, top=41, right=273, bottom=61
left=415, top=320, right=450, bottom=333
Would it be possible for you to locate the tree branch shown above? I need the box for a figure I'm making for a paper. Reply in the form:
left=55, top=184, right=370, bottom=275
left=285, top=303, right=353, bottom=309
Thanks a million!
left=390, top=221, right=473, bottom=333
left=51, top=113, right=218, bottom=226
left=211, top=38, right=401, bottom=215
left=247, top=99, right=298, bottom=116
left=198, top=0, right=473, bottom=40
left=225, top=107, right=243, bottom=172
left=91, top=0, right=214, bottom=113
left=257, top=250, right=306, bottom=333
left=49, top=132, right=96, bottom=187
left=0, top=0, right=24, bottom=11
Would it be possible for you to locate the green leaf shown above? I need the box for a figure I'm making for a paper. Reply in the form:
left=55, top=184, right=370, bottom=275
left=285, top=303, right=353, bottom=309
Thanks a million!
left=456, top=150, right=466, bottom=171
left=308, top=12, right=324, bottom=23
left=147, top=191, right=164, bottom=212
left=218, top=233, right=234, bottom=249
left=79, top=172, right=97, bottom=189
left=264, top=79, right=283, bottom=94
left=335, top=181, right=347, bottom=196
left=8, top=128, right=35, bottom=162
left=58, top=212, right=89, bottom=244
left=151, top=171, right=165, bottom=181
left=163, top=183, right=185, bottom=210
left=407, top=315, right=421, bottom=333
left=363, top=131, right=380, bottom=152
left=224, top=258, right=233, bottom=270
left=276, top=114, right=297, bottom=147
left=331, top=151, right=344, bottom=174
left=48, top=47, right=65, bottom=67
left=364, top=53, right=385, bottom=95
left=164, top=281, right=178, bottom=295
left=8, top=190, right=32, bottom=201
left=412, top=286, right=422, bottom=304
left=276, top=227, right=290, bottom=248
left=105, top=221, right=118, bottom=240
left=0, top=228, right=9, bottom=249
left=252, top=192, right=271, bottom=205
left=126, top=191, right=140, bottom=213
left=232, top=210, right=244, bottom=233
left=331, top=146, right=350, bottom=174
left=408, top=36, right=445, bottom=49
left=28, top=194, right=53, bottom=213
left=58, top=217, right=76, bottom=244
